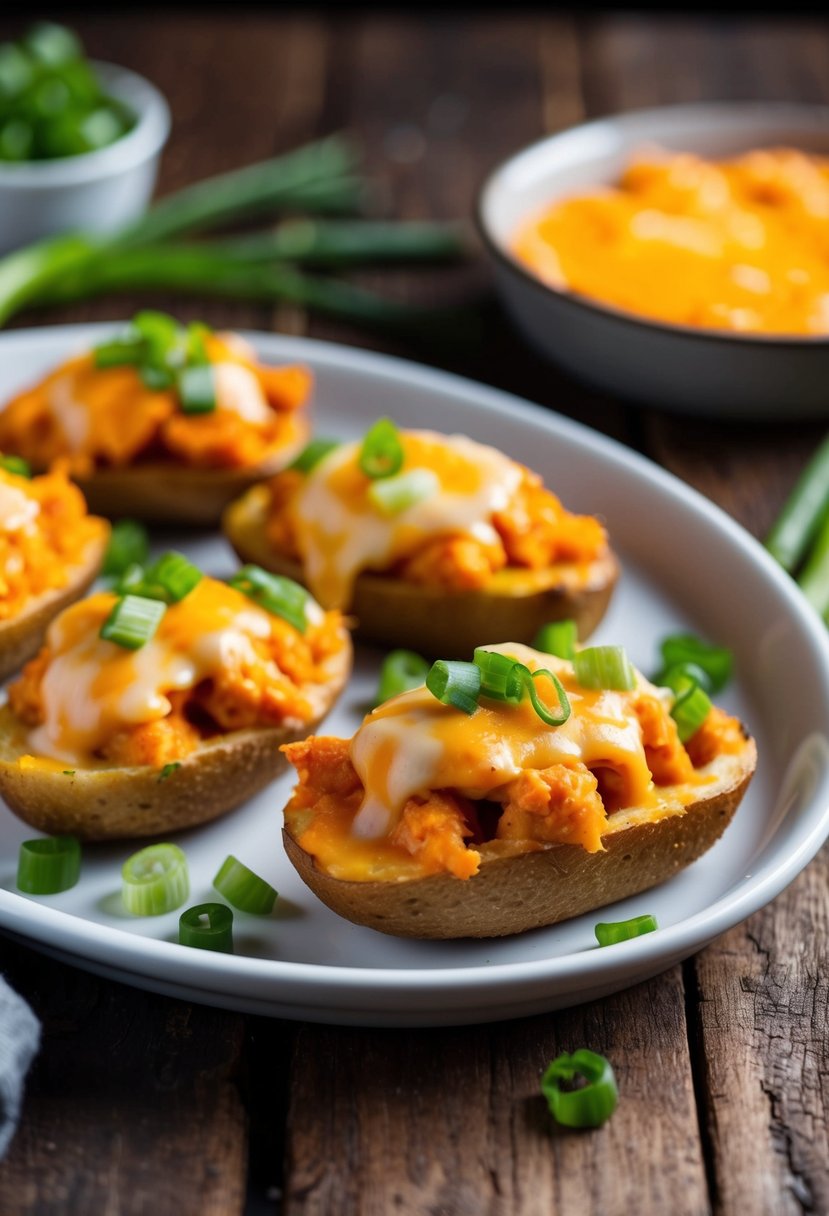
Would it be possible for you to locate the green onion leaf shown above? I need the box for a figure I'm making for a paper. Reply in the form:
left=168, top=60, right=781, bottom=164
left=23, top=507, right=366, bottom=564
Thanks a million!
left=660, top=666, right=712, bottom=742
left=179, top=902, right=234, bottom=952
left=145, top=551, right=203, bottom=602
left=177, top=364, right=216, bottom=414
left=100, top=594, right=166, bottom=650
left=102, top=519, right=149, bottom=577
left=358, top=417, right=404, bottom=480
left=93, top=337, right=144, bottom=369
left=524, top=666, right=571, bottom=727
left=573, top=646, right=636, bottom=691
left=115, top=562, right=147, bottom=594
left=17, top=835, right=81, bottom=895
left=765, top=432, right=829, bottom=573
left=541, top=1050, right=619, bottom=1129
left=122, top=843, right=189, bottom=916
left=653, top=633, right=732, bottom=694
left=289, top=437, right=341, bottom=474
left=368, top=468, right=438, bottom=516
left=425, top=660, right=481, bottom=715
left=158, top=761, right=182, bottom=783
left=595, top=914, right=658, bottom=946
left=25, top=22, right=82, bottom=68
left=473, top=649, right=525, bottom=704
left=532, top=619, right=577, bottom=660
left=229, top=564, right=310, bottom=633
left=139, top=363, right=175, bottom=391
left=375, top=649, right=430, bottom=705
left=213, top=855, right=277, bottom=915
left=0, top=453, right=31, bottom=478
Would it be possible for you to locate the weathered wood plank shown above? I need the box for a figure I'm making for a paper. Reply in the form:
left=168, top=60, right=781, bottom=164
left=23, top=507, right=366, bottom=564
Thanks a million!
left=283, top=968, right=709, bottom=1216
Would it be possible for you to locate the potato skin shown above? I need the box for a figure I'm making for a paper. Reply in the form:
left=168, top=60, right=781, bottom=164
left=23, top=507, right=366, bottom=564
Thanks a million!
left=223, top=486, right=619, bottom=656
left=0, top=532, right=108, bottom=683
left=282, top=737, right=756, bottom=939
left=0, top=635, right=351, bottom=841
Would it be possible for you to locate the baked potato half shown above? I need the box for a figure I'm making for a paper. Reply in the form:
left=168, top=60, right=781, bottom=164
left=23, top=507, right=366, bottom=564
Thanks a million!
left=0, top=563, right=351, bottom=840
left=280, top=641, right=756, bottom=939
left=223, top=425, right=619, bottom=656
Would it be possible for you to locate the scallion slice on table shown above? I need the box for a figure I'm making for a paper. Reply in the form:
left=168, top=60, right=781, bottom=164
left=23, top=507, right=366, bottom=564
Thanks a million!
left=375, top=649, right=430, bottom=705
left=541, top=1050, right=619, bottom=1129
left=573, top=646, right=636, bottom=691
left=594, top=915, right=658, bottom=946
left=368, top=468, right=438, bottom=515
left=102, top=520, right=150, bottom=577
left=121, top=843, right=189, bottom=916
left=179, top=903, right=234, bottom=953
left=213, top=856, right=277, bottom=915
left=765, top=433, right=829, bottom=573
left=359, top=418, right=404, bottom=480
left=17, top=835, right=81, bottom=894
left=289, top=437, right=341, bottom=473
left=100, top=593, right=166, bottom=649
left=229, top=565, right=310, bottom=633
left=426, top=659, right=482, bottom=715
left=532, top=619, right=577, bottom=660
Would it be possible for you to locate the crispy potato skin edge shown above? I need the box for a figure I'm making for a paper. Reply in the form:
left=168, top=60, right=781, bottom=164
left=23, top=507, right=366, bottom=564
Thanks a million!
left=282, top=737, right=756, bottom=939
left=223, top=487, right=619, bottom=656
left=0, top=533, right=108, bottom=683
left=0, top=641, right=351, bottom=841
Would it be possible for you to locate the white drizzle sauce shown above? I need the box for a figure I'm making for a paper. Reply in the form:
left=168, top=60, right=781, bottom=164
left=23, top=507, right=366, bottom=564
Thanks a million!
left=0, top=482, right=40, bottom=533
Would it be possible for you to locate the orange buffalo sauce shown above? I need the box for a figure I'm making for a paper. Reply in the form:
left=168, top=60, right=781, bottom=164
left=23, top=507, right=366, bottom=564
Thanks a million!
left=7, top=577, right=347, bottom=769
left=283, top=642, right=721, bottom=883
left=0, top=333, right=311, bottom=476
left=0, top=465, right=107, bottom=621
left=512, top=148, right=829, bottom=335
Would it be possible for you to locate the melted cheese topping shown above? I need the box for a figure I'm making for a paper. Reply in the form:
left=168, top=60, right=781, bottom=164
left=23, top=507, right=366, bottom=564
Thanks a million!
left=512, top=147, right=829, bottom=335
left=212, top=362, right=274, bottom=425
left=349, top=642, right=657, bottom=838
left=0, top=481, right=40, bottom=533
left=292, top=430, right=523, bottom=608
left=28, top=579, right=284, bottom=765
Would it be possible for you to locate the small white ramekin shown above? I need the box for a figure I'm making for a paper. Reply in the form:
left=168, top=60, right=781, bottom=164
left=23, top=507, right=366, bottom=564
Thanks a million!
left=0, top=61, right=170, bottom=254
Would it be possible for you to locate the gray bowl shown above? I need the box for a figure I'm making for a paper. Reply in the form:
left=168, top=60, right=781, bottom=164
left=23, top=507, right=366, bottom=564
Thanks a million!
left=477, top=103, right=829, bottom=418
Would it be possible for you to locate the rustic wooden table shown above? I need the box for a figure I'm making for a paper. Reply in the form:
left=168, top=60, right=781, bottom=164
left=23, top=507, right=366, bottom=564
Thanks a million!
left=0, top=10, right=827, bottom=1214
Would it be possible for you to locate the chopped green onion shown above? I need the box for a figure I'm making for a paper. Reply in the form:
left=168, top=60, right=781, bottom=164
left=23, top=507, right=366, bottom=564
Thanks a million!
left=368, top=468, right=438, bottom=516
left=116, top=562, right=147, bottom=595
left=122, top=843, right=189, bottom=916
left=473, top=649, right=525, bottom=703
left=146, top=551, right=202, bottom=602
left=541, top=1050, right=619, bottom=1129
left=177, top=364, right=217, bottom=414
left=102, top=519, right=149, bottom=577
left=595, top=914, right=658, bottom=946
left=765, top=433, right=829, bottom=573
left=139, top=363, right=174, bottom=391
left=179, top=903, right=234, bottom=952
left=652, top=633, right=732, bottom=694
left=375, top=649, right=430, bottom=705
left=100, top=594, right=166, bottom=650
left=229, top=564, right=310, bottom=633
left=532, top=619, right=577, bottom=660
left=660, top=666, right=712, bottom=742
left=17, top=835, right=81, bottom=895
left=358, top=417, right=404, bottom=480
left=289, top=437, right=341, bottom=473
left=573, top=646, right=636, bottom=691
left=213, top=855, right=277, bottom=915
left=94, top=337, right=143, bottom=369
left=157, top=762, right=181, bottom=783
left=425, top=660, right=481, bottom=715
left=524, top=667, right=571, bottom=727
left=0, top=453, right=31, bottom=478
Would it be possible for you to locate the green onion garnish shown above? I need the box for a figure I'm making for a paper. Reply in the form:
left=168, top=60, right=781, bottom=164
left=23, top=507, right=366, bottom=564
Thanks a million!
left=375, top=649, right=430, bottom=705
left=660, top=667, right=712, bottom=742
left=595, top=914, right=658, bottom=946
left=93, top=311, right=217, bottom=414
left=177, top=364, right=217, bottom=414
left=652, top=633, right=732, bottom=694
left=541, top=1050, right=619, bottom=1129
left=425, top=659, right=481, bottom=715
left=368, top=468, right=438, bottom=516
left=290, top=437, right=341, bottom=474
left=0, top=453, right=31, bottom=478
left=121, top=843, right=189, bottom=916
left=146, top=551, right=203, bottom=602
left=229, top=564, right=310, bottom=633
left=179, top=903, right=234, bottom=952
left=573, top=646, right=636, bottom=691
left=473, top=648, right=525, bottom=704
left=17, top=836, right=81, bottom=895
left=100, top=593, right=166, bottom=650
left=102, top=519, right=150, bottom=577
left=157, top=761, right=181, bottom=783
left=358, top=417, right=404, bottom=480
left=213, top=855, right=277, bottom=915
left=523, top=666, right=571, bottom=727
left=532, top=619, right=577, bottom=660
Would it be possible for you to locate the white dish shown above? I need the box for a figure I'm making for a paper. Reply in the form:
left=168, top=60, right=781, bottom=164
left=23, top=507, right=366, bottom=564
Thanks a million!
left=1, top=323, right=828, bottom=1027
left=478, top=102, right=829, bottom=417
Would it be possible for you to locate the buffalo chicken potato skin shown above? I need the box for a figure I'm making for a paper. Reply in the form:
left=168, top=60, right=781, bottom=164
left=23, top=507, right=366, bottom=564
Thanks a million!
left=0, top=576, right=351, bottom=839
left=281, top=643, right=756, bottom=939
left=223, top=429, right=619, bottom=656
